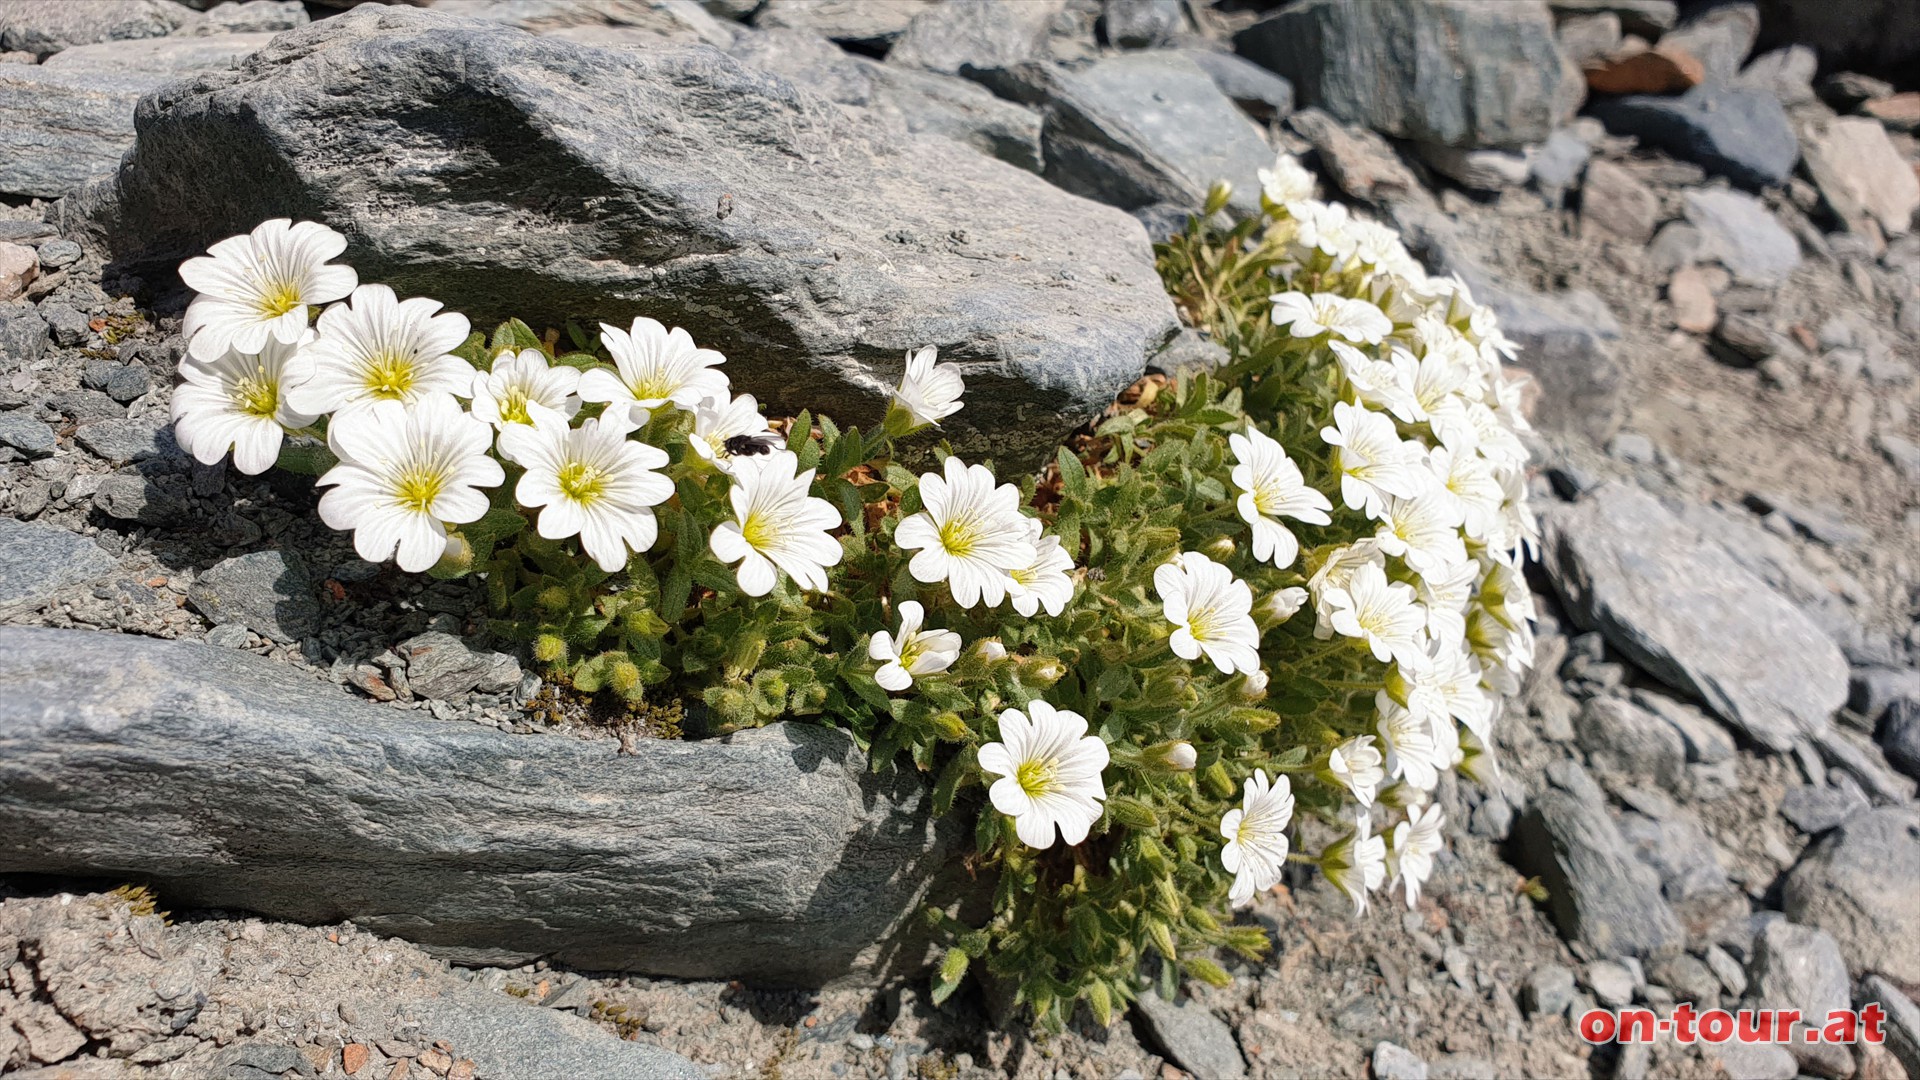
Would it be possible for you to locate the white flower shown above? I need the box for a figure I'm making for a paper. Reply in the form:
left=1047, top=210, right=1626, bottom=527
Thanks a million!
left=1258, top=153, right=1315, bottom=210
left=171, top=332, right=318, bottom=475
left=1307, top=539, right=1387, bottom=639
left=1270, top=292, right=1392, bottom=345
left=1332, top=340, right=1420, bottom=420
left=497, top=416, right=672, bottom=573
left=180, top=219, right=356, bottom=363
left=1009, top=519, right=1075, bottom=618
left=1322, top=562, right=1427, bottom=667
left=894, top=456, right=1035, bottom=609
left=1412, top=643, right=1496, bottom=740
left=1376, top=691, right=1443, bottom=792
left=709, top=450, right=843, bottom=597
left=1389, top=803, right=1446, bottom=908
left=1164, top=742, right=1198, bottom=771
left=689, top=392, right=776, bottom=474
left=1412, top=558, right=1478, bottom=650
left=1221, top=770, right=1294, bottom=906
left=867, top=600, right=962, bottom=692
left=470, top=349, right=581, bottom=433
left=1154, top=551, right=1261, bottom=676
left=1374, top=493, right=1467, bottom=578
left=977, top=701, right=1110, bottom=849
left=1321, top=400, right=1429, bottom=518
left=579, top=316, right=728, bottom=426
left=977, top=639, right=1009, bottom=662
left=886, top=345, right=964, bottom=433
left=1388, top=343, right=1471, bottom=429
left=316, top=394, right=503, bottom=573
left=1326, top=735, right=1386, bottom=808
left=1230, top=426, right=1332, bottom=569
left=1427, top=446, right=1503, bottom=541
left=1291, top=200, right=1354, bottom=260
left=1321, top=813, right=1387, bottom=916
left=286, top=284, right=474, bottom=416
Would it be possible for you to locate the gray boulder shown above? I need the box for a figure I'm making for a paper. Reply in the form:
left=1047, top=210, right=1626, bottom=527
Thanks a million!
left=61, top=7, right=1175, bottom=466
left=0, top=627, right=965, bottom=987
left=1749, top=920, right=1852, bottom=1023
left=1013, top=51, right=1276, bottom=217
left=1578, top=696, right=1685, bottom=790
left=1100, top=0, right=1184, bottom=49
left=1783, top=806, right=1920, bottom=985
left=39, top=33, right=279, bottom=76
left=884, top=0, right=1060, bottom=76
left=1542, top=484, right=1846, bottom=752
left=1881, top=699, right=1920, bottom=781
left=755, top=0, right=930, bottom=51
left=856, top=58, right=1043, bottom=173
left=1132, top=992, right=1248, bottom=1080
left=1509, top=760, right=1683, bottom=957
left=1588, top=85, right=1798, bottom=189
left=400, top=997, right=700, bottom=1080
left=1177, top=48, right=1293, bottom=120
left=0, top=0, right=196, bottom=58
left=0, top=64, right=168, bottom=199
left=1658, top=1, right=1758, bottom=84
left=186, top=550, right=320, bottom=643
left=1233, top=0, right=1579, bottom=149
left=726, top=26, right=873, bottom=105
left=425, top=0, right=734, bottom=45
left=0, top=520, right=115, bottom=620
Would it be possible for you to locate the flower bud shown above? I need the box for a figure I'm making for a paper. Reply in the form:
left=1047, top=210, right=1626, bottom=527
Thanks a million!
left=1237, top=669, right=1269, bottom=702
left=932, top=711, right=971, bottom=741
left=1203, top=180, right=1234, bottom=217
left=1255, top=586, right=1308, bottom=629
left=1202, top=534, right=1236, bottom=560
left=429, top=531, right=474, bottom=579
left=536, top=586, right=573, bottom=616
left=532, top=633, right=568, bottom=665
left=976, top=639, right=1008, bottom=662
left=1021, top=655, right=1066, bottom=686
left=1163, top=741, right=1197, bottom=771
left=608, top=658, right=641, bottom=695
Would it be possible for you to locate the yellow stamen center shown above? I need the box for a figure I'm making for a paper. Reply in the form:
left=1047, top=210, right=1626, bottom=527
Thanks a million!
left=1186, top=604, right=1220, bottom=642
left=741, top=510, right=774, bottom=550
left=499, top=389, right=534, bottom=426
left=230, top=365, right=279, bottom=420
left=254, top=280, right=303, bottom=319
left=937, top=516, right=984, bottom=558
left=557, top=460, right=606, bottom=505
left=1015, top=757, right=1057, bottom=798
left=363, top=353, right=417, bottom=401
left=630, top=373, right=675, bottom=401
left=394, top=469, right=444, bottom=514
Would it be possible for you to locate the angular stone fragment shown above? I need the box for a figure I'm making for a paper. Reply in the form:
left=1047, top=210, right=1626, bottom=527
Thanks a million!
left=1542, top=483, right=1845, bottom=751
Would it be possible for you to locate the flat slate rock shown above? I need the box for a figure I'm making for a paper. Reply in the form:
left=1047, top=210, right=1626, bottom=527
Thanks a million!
left=400, top=995, right=699, bottom=1080
left=186, top=550, right=320, bottom=643
left=62, top=6, right=1176, bottom=467
left=1683, top=189, right=1802, bottom=287
left=0, top=519, right=116, bottom=620
left=0, top=627, right=966, bottom=987
left=1234, top=0, right=1578, bottom=149
left=1020, top=51, right=1276, bottom=217
left=1588, top=84, right=1798, bottom=189
left=0, top=0, right=196, bottom=58
left=40, top=32, right=280, bottom=76
left=1542, top=483, right=1846, bottom=751
left=1783, top=806, right=1920, bottom=987
left=0, top=64, right=169, bottom=199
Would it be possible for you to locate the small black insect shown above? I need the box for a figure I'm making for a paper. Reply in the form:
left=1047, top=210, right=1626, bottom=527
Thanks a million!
left=724, top=432, right=784, bottom=457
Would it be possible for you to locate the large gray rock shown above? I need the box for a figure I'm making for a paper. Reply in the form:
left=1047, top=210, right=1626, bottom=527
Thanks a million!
left=400, top=997, right=699, bottom=1080
left=755, top=0, right=931, bottom=50
left=1011, top=51, right=1276, bottom=217
left=1233, top=0, right=1579, bottom=150
left=1510, top=761, right=1683, bottom=957
left=0, top=0, right=197, bottom=58
left=727, top=26, right=873, bottom=106
left=1542, top=484, right=1846, bottom=752
left=61, top=7, right=1175, bottom=466
left=0, top=520, right=116, bottom=620
left=0, top=627, right=964, bottom=987
left=1783, top=807, right=1920, bottom=985
left=186, top=550, right=320, bottom=643
left=1588, top=85, right=1798, bottom=189
left=1749, top=920, right=1851, bottom=1023
left=1177, top=48, right=1293, bottom=121
left=0, top=64, right=168, bottom=199
left=1132, top=992, right=1248, bottom=1080
left=884, top=0, right=1060, bottom=76
left=856, top=58, right=1043, bottom=173
left=39, top=32, right=279, bottom=76
left=425, top=0, right=734, bottom=45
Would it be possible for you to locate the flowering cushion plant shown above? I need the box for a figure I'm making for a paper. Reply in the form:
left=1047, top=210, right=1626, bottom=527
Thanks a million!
left=168, top=168, right=1536, bottom=1027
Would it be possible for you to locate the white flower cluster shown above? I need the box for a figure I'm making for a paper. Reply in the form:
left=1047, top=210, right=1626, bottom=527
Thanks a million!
left=1222, top=153, right=1538, bottom=912
left=168, top=219, right=950, bottom=591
